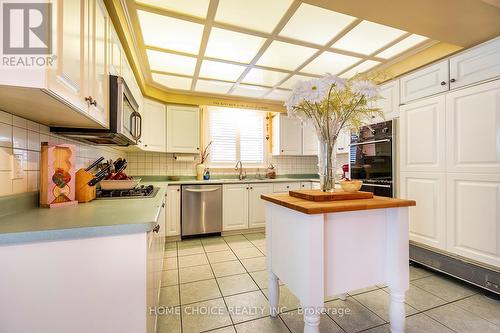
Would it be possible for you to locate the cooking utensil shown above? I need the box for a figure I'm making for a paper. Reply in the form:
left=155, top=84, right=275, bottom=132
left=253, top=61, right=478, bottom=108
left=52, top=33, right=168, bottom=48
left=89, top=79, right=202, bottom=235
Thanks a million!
left=88, top=164, right=111, bottom=186
left=85, top=157, right=104, bottom=172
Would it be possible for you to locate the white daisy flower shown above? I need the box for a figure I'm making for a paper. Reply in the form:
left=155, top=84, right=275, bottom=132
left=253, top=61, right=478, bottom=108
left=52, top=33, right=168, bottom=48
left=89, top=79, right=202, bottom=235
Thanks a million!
left=351, top=80, right=379, bottom=98
left=321, top=73, right=346, bottom=90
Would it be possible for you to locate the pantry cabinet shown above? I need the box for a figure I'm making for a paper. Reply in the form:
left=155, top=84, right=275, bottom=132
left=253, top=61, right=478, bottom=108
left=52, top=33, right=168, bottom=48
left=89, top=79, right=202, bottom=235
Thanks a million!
left=166, top=105, right=200, bottom=153
left=141, top=99, right=166, bottom=152
left=165, top=186, right=181, bottom=237
left=400, top=61, right=449, bottom=103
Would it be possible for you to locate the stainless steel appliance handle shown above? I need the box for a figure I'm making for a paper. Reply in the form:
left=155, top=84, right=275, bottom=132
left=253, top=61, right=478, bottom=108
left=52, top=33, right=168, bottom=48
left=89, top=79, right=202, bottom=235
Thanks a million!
left=135, top=112, right=142, bottom=141
left=362, top=183, right=392, bottom=188
left=130, top=111, right=142, bottom=141
left=185, top=188, right=220, bottom=193
left=350, top=138, right=391, bottom=147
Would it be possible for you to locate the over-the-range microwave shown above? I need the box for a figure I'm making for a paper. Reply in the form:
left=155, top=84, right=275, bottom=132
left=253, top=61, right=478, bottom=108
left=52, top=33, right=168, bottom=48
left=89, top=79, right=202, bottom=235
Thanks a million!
left=51, top=75, right=142, bottom=146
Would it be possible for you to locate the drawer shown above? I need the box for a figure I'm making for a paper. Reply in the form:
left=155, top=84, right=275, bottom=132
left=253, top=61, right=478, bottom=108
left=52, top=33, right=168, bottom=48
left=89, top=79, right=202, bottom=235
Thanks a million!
left=273, top=182, right=301, bottom=193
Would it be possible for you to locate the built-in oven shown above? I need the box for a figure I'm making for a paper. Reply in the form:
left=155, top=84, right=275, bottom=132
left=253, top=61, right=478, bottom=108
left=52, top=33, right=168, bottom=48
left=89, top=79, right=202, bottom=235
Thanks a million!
left=349, top=120, right=393, bottom=197
left=51, top=75, right=141, bottom=146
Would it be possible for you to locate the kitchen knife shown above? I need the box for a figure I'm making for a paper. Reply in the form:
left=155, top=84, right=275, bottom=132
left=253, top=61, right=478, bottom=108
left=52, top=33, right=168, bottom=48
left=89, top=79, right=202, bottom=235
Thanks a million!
left=88, top=164, right=111, bottom=186
left=85, top=157, right=104, bottom=172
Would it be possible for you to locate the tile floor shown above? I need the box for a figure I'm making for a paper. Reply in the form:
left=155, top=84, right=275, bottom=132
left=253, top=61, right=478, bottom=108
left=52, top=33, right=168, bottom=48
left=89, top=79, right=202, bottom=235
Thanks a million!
left=156, top=233, right=500, bottom=333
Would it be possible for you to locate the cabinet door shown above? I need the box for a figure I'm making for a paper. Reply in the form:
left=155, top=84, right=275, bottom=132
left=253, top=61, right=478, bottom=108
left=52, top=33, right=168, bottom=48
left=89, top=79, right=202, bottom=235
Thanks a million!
left=400, top=61, right=449, bottom=103
left=166, top=186, right=181, bottom=237
left=400, top=95, right=446, bottom=172
left=447, top=173, right=500, bottom=267
left=248, top=183, right=273, bottom=229
left=143, top=99, right=166, bottom=152
left=223, top=184, right=248, bottom=231
left=336, top=129, right=350, bottom=154
left=400, top=172, right=446, bottom=250
left=88, top=0, right=109, bottom=127
left=311, top=182, right=320, bottom=189
left=108, top=23, right=122, bottom=76
left=48, top=0, right=88, bottom=113
left=300, top=182, right=312, bottom=190
left=273, top=182, right=301, bottom=193
left=446, top=80, right=500, bottom=173
left=379, top=80, right=400, bottom=119
left=450, top=38, right=500, bottom=89
left=166, top=106, right=200, bottom=153
left=279, top=114, right=302, bottom=155
left=302, top=119, right=318, bottom=155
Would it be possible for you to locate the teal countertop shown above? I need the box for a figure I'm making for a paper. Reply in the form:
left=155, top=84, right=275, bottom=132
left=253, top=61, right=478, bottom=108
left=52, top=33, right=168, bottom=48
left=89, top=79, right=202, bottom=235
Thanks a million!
left=0, top=187, right=166, bottom=245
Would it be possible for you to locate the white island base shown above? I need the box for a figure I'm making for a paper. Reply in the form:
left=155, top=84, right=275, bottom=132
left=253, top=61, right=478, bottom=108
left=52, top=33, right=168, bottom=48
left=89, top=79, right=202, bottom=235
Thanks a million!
left=264, top=201, right=411, bottom=333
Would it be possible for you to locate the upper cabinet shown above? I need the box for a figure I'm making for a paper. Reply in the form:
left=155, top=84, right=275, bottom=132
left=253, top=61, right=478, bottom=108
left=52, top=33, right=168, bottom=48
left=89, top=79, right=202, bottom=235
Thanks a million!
left=379, top=80, right=400, bottom=119
left=400, top=61, right=449, bottom=104
left=449, top=37, right=500, bottom=90
left=141, top=99, right=166, bottom=152
left=336, top=129, right=351, bottom=154
left=108, top=24, right=122, bottom=77
left=273, top=113, right=302, bottom=155
left=166, top=105, right=200, bottom=153
left=302, top=119, right=319, bottom=155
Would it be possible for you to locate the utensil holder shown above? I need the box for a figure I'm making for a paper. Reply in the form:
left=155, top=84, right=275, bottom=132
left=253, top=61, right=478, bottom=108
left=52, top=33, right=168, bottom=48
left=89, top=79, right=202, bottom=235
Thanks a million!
left=75, top=169, right=96, bottom=203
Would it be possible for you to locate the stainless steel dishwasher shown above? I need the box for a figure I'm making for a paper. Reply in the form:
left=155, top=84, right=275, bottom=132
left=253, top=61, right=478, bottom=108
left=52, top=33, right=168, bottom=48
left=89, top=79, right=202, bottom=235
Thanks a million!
left=181, top=184, right=222, bottom=237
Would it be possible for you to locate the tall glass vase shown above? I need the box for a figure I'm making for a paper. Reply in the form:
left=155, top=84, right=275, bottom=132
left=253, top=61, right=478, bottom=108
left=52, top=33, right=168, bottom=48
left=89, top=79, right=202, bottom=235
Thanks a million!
left=318, top=138, right=337, bottom=192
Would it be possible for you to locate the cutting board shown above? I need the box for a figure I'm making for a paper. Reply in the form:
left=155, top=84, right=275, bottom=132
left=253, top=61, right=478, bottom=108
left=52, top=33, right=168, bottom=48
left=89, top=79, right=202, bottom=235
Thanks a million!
left=289, top=189, right=374, bottom=202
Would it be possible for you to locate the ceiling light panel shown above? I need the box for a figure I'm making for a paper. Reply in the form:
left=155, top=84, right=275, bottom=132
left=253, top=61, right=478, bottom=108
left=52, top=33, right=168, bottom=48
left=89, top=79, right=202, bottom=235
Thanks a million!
left=279, top=74, right=318, bottom=89
left=257, top=41, right=317, bottom=71
left=146, top=49, right=197, bottom=75
left=152, top=73, right=192, bottom=90
left=302, top=51, right=361, bottom=75
left=205, top=28, right=265, bottom=63
left=135, top=0, right=210, bottom=18
left=242, top=68, right=289, bottom=87
left=279, top=4, right=355, bottom=45
left=376, top=34, right=428, bottom=59
left=199, top=60, right=246, bottom=81
left=138, top=10, right=204, bottom=54
left=340, top=60, right=381, bottom=78
left=265, top=89, right=292, bottom=101
left=231, top=84, right=270, bottom=98
left=195, top=79, right=234, bottom=94
left=215, top=0, right=294, bottom=33
left=332, top=20, right=406, bottom=55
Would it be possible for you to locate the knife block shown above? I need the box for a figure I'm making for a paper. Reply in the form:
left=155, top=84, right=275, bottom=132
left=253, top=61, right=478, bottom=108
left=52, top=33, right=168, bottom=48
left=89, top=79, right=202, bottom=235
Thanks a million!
left=75, top=169, right=96, bottom=203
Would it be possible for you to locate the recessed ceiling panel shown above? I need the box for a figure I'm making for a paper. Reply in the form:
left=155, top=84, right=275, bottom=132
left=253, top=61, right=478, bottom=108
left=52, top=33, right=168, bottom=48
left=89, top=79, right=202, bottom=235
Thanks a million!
left=152, top=73, right=192, bottom=90
left=135, top=0, right=210, bottom=18
left=215, top=0, right=293, bottom=33
left=199, top=60, right=246, bottom=81
left=231, top=84, right=270, bottom=98
left=264, top=89, right=292, bottom=101
left=376, top=34, right=428, bottom=59
left=302, top=51, right=361, bottom=75
left=340, top=60, right=381, bottom=78
left=195, top=79, right=234, bottom=94
left=205, top=28, right=265, bottom=63
left=146, top=49, right=197, bottom=76
left=332, top=20, right=406, bottom=55
left=279, top=74, right=317, bottom=89
left=279, top=4, right=355, bottom=45
left=257, top=41, right=317, bottom=71
left=138, top=10, right=204, bottom=54
left=242, top=68, right=289, bottom=87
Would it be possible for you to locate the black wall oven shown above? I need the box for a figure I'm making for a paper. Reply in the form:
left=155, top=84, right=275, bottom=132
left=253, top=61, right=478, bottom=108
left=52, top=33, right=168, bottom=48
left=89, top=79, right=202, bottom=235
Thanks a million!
left=349, top=121, right=393, bottom=197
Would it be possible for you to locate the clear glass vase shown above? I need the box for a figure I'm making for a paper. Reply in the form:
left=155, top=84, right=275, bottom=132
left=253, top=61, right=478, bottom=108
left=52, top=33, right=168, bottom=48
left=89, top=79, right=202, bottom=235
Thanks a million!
left=318, top=139, right=337, bottom=192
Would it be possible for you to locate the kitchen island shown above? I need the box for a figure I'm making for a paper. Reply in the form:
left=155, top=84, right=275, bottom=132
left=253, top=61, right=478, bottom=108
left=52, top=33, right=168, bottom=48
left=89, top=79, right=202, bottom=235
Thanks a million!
left=261, top=193, right=416, bottom=333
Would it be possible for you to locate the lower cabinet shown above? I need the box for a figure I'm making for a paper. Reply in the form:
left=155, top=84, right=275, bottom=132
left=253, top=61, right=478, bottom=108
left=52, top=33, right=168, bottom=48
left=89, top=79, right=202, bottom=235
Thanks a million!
left=273, top=182, right=301, bottom=193
left=300, top=182, right=312, bottom=190
left=248, top=183, right=274, bottom=228
left=165, top=186, right=181, bottom=237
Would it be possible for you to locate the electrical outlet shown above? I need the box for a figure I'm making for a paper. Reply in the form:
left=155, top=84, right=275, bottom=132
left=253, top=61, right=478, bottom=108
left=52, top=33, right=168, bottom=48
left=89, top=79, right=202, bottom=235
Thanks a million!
left=12, top=154, right=24, bottom=179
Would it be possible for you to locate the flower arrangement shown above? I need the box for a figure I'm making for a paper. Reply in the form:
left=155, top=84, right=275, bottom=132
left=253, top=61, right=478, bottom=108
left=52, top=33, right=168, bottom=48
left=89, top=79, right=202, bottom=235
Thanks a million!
left=285, top=73, right=383, bottom=192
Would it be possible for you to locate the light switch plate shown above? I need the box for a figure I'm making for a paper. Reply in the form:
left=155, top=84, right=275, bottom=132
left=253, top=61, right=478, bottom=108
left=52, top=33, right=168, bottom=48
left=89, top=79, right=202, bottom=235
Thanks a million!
left=12, top=154, right=24, bottom=179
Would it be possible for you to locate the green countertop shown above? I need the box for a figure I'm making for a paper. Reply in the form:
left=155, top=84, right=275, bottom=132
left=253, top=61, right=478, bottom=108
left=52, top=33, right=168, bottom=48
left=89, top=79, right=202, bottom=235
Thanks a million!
left=138, top=174, right=320, bottom=185
left=0, top=187, right=166, bottom=245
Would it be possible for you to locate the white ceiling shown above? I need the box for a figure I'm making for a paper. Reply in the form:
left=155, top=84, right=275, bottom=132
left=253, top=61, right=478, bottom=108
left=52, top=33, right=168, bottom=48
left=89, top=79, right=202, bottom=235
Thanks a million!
left=129, top=0, right=432, bottom=102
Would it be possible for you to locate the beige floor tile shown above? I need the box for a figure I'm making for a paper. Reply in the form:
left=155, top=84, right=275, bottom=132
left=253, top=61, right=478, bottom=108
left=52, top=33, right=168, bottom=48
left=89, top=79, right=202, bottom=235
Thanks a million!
left=211, top=260, right=246, bottom=277
left=163, top=257, right=178, bottom=270
left=178, top=245, right=205, bottom=257
left=165, top=242, right=177, bottom=250
left=280, top=310, right=343, bottom=333
left=382, top=284, right=447, bottom=311
left=207, top=250, right=238, bottom=263
left=262, top=285, right=301, bottom=312
left=426, top=303, right=500, bottom=333
left=411, top=275, right=477, bottom=302
left=225, top=290, right=270, bottom=323
left=251, top=240, right=266, bottom=248
left=228, top=240, right=255, bottom=250
left=232, top=246, right=264, bottom=260
left=249, top=270, right=284, bottom=290
left=234, top=316, right=290, bottom=333
left=179, top=264, right=214, bottom=284
left=223, top=235, right=247, bottom=242
left=353, top=289, right=418, bottom=322
left=156, top=307, right=181, bottom=333
left=204, top=242, right=231, bottom=252
left=164, top=248, right=177, bottom=258
left=178, top=238, right=202, bottom=247
left=180, top=279, right=221, bottom=305
left=161, top=269, right=179, bottom=287
left=454, top=294, right=500, bottom=326
left=206, top=326, right=236, bottom=333
left=363, top=313, right=455, bottom=333
left=159, top=285, right=180, bottom=307
left=409, top=265, right=434, bottom=281
left=256, top=245, right=267, bottom=254
left=217, top=273, right=259, bottom=296
left=178, top=253, right=209, bottom=268
left=325, top=297, right=385, bottom=333
left=243, top=233, right=265, bottom=241
left=181, top=298, right=232, bottom=333
left=347, top=285, right=379, bottom=296
left=241, top=257, right=267, bottom=272
left=201, top=236, right=226, bottom=244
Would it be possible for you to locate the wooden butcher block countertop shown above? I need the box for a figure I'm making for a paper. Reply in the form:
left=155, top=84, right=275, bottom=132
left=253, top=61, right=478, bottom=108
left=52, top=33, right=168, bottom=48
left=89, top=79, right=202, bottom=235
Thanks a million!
left=261, top=193, right=416, bottom=215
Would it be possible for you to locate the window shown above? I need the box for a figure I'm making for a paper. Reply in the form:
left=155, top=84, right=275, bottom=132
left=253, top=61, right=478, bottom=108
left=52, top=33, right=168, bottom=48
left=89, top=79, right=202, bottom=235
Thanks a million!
left=205, top=107, right=267, bottom=167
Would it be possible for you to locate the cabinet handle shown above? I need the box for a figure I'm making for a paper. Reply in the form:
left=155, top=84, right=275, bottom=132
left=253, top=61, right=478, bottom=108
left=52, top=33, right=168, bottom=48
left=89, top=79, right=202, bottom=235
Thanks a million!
left=440, top=81, right=446, bottom=86
left=197, top=147, right=200, bottom=150
left=338, top=147, right=344, bottom=150
left=153, top=224, right=160, bottom=233
left=84, top=96, right=93, bottom=104
left=246, top=187, right=249, bottom=190
left=250, top=187, right=253, bottom=189
left=90, top=99, right=97, bottom=107
left=177, top=189, right=180, bottom=192
left=450, top=78, right=456, bottom=83
left=162, top=202, right=165, bottom=208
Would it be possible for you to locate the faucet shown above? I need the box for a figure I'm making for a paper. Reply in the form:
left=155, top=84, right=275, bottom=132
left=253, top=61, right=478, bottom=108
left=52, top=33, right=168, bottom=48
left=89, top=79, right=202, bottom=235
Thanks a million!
left=235, top=160, right=246, bottom=180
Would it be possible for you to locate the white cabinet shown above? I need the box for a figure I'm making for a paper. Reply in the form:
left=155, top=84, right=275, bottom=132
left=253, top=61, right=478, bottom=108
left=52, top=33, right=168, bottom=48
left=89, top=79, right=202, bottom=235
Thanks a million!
left=108, top=23, right=122, bottom=76
left=142, top=99, right=166, bottom=152
left=166, top=105, right=200, bottom=153
left=165, top=186, right=181, bottom=237
left=400, top=95, right=446, bottom=172
left=446, top=173, right=500, bottom=267
left=300, top=182, right=312, bottom=190
left=400, top=172, right=446, bottom=250
left=273, top=182, right=301, bottom=193
left=248, top=183, right=273, bottom=228
left=400, top=61, right=449, bottom=103
left=311, top=182, right=321, bottom=189
left=449, top=37, right=500, bottom=90
left=378, top=80, right=400, bottom=119
left=223, top=184, right=249, bottom=231
left=336, top=129, right=351, bottom=154
left=445, top=80, right=500, bottom=173
left=273, top=113, right=302, bottom=155
left=302, top=119, right=319, bottom=155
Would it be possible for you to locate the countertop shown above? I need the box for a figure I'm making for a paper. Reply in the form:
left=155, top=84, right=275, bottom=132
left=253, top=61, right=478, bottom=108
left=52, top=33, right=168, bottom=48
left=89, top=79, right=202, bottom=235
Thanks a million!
left=0, top=187, right=166, bottom=245
left=138, top=175, right=320, bottom=186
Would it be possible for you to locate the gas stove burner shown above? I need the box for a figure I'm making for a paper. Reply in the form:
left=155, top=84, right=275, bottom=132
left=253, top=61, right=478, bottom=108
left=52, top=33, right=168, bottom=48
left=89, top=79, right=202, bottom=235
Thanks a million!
left=96, top=185, right=159, bottom=199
